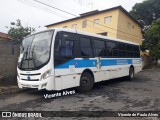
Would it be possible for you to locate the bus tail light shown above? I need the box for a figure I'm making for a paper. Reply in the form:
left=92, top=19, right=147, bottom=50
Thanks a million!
left=41, top=70, right=51, bottom=80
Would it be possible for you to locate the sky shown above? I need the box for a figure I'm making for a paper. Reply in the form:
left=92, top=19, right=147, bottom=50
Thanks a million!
left=0, top=0, right=144, bottom=33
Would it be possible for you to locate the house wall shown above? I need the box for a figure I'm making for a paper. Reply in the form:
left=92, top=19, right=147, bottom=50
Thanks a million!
left=117, top=10, right=143, bottom=45
left=47, top=9, right=119, bottom=38
left=0, top=40, right=20, bottom=83
left=47, top=9, right=142, bottom=45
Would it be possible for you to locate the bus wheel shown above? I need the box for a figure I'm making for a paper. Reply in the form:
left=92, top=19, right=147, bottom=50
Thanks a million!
left=77, top=72, right=94, bottom=92
left=128, top=67, right=135, bottom=80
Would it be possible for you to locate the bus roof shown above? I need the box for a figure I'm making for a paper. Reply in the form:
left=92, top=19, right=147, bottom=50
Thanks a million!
left=54, top=28, right=140, bottom=46
left=31, top=28, right=139, bottom=46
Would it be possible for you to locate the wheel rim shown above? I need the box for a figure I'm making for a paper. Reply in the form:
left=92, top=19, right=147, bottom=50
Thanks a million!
left=131, top=72, right=133, bottom=79
left=81, top=77, right=89, bottom=87
left=130, top=69, right=134, bottom=79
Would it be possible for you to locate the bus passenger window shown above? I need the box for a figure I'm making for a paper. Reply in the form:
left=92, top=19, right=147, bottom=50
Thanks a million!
left=93, top=39, right=106, bottom=57
left=118, top=43, right=127, bottom=57
left=60, top=40, right=73, bottom=56
left=66, top=40, right=73, bottom=56
left=55, top=39, right=62, bottom=55
left=106, top=41, right=117, bottom=57
left=99, top=48, right=107, bottom=56
left=133, top=45, right=140, bottom=58
left=80, top=38, right=93, bottom=57
left=127, top=44, right=134, bottom=57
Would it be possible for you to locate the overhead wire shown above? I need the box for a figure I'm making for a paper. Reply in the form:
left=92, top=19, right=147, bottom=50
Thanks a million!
left=20, top=0, right=142, bottom=39
left=45, top=0, right=84, bottom=15
left=32, top=0, right=76, bottom=17
left=89, top=0, right=106, bottom=9
left=18, top=0, right=71, bottom=19
left=73, top=0, right=95, bottom=10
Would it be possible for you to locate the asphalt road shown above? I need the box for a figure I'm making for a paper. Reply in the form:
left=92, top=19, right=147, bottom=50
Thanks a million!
left=0, top=68, right=160, bottom=120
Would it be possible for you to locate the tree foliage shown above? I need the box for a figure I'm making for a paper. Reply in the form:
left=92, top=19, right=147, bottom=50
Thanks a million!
left=144, top=19, right=160, bottom=63
left=130, top=0, right=160, bottom=26
left=8, top=19, right=35, bottom=41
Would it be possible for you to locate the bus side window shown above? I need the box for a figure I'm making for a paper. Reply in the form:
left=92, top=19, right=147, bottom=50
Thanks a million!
left=54, top=38, right=62, bottom=56
left=133, top=45, right=140, bottom=58
left=55, top=32, right=75, bottom=57
left=65, top=40, right=73, bottom=56
left=106, top=41, right=117, bottom=57
left=80, top=37, right=93, bottom=57
left=127, top=44, right=134, bottom=57
left=92, top=39, right=106, bottom=57
left=118, top=42, right=127, bottom=57
left=58, top=39, right=74, bottom=57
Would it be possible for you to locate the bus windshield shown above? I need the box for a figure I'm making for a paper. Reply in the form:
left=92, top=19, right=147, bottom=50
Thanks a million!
left=18, top=31, right=53, bottom=70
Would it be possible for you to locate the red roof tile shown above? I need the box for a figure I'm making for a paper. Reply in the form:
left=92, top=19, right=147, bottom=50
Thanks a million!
left=0, top=32, right=12, bottom=40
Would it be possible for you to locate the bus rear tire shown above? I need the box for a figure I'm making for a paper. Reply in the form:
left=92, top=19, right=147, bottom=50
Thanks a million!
left=77, top=72, right=94, bottom=92
left=128, top=67, right=135, bottom=80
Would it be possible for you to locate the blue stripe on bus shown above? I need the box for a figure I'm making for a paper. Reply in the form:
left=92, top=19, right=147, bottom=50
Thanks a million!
left=55, top=59, right=141, bottom=69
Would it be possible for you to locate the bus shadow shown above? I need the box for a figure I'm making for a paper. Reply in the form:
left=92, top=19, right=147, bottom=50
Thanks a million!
left=23, top=87, right=76, bottom=97
left=94, top=76, right=130, bottom=88
left=24, top=77, right=130, bottom=97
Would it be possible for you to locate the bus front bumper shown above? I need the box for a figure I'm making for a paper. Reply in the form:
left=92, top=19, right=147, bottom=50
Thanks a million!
left=17, top=76, right=54, bottom=91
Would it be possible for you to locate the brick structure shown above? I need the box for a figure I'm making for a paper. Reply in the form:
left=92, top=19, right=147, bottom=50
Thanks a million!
left=0, top=32, right=12, bottom=41
left=0, top=33, right=20, bottom=83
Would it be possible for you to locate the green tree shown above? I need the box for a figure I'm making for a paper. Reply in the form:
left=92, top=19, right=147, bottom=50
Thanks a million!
left=8, top=19, right=35, bottom=41
left=130, top=0, right=160, bottom=26
left=144, top=19, right=160, bottom=64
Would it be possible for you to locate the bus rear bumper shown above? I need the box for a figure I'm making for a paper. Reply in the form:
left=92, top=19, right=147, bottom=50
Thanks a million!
left=17, top=76, right=54, bottom=91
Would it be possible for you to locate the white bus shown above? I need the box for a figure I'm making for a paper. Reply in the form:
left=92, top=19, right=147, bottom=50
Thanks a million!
left=17, top=28, right=142, bottom=92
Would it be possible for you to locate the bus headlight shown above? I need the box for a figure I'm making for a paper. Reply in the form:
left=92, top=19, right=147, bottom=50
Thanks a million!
left=41, top=70, right=51, bottom=80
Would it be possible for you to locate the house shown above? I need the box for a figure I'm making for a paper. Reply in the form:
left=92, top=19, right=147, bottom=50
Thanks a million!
left=0, top=32, right=12, bottom=41
left=0, top=32, right=19, bottom=83
left=45, top=6, right=143, bottom=45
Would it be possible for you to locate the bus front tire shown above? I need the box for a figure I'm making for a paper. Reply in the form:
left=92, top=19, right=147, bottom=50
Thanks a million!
left=77, top=72, right=94, bottom=92
left=128, top=67, right=135, bottom=80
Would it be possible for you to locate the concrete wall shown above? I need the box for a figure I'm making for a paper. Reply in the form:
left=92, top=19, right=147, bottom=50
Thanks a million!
left=0, top=40, right=20, bottom=83
left=142, top=55, right=153, bottom=68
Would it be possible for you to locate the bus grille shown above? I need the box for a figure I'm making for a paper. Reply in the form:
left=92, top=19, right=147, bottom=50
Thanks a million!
left=20, top=73, right=41, bottom=81
left=21, top=79, right=39, bottom=81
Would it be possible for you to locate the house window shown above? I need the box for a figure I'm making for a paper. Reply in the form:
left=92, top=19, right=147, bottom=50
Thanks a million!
left=128, top=22, right=131, bottom=29
left=82, top=20, right=87, bottom=28
left=93, top=19, right=99, bottom=27
left=104, top=16, right=112, bottom=24
left=71, top=24, right=77, bottom=29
